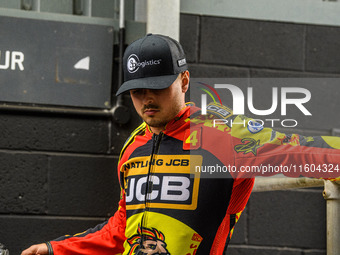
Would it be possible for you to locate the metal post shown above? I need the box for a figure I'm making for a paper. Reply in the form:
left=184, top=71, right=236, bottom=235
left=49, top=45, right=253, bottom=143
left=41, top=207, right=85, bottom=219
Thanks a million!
left=83, top=0, right=92, bottom=17
left=111, top=0, right=131, bottom=125
left=323, top=180, right=340, bottom=255
left=32, top=0, right=40, bottom=12
left=146, top=0, right=180, bottom=40
left=117, top=0, right=125, bottom=92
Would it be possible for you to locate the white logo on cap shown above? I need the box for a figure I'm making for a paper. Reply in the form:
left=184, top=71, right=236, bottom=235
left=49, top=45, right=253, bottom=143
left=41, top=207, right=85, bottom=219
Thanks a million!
left=127, top=54, right=140, bottom=73
left=127, top=54, right=162, bottom=74
left=177, top=58, right=186, bottom=67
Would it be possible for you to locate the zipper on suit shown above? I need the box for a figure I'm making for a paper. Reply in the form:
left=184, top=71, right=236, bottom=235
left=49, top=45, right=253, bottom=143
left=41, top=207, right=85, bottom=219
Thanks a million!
left=140, top=132, right=163, bottom=245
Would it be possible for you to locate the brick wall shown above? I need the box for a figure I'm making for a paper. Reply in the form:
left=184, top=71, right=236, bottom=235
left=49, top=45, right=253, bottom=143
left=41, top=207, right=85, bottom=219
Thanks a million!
left=180, top=14, right=340, bottom=255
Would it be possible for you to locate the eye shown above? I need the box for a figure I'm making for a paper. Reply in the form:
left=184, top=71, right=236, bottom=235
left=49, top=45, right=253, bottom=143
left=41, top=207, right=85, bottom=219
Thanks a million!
left=131, top=89, right=143, bottom=95
left=148, top=244, right=156, bottom=249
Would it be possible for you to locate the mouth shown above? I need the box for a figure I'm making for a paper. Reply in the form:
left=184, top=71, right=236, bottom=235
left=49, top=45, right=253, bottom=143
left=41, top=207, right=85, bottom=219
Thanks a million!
left=143, top=108, right=160, bottom=116
left=142, top=104, right=160, bottom=116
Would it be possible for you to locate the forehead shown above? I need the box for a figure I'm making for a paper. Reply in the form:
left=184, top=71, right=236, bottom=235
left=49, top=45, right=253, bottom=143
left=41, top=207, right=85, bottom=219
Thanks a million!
left=129, top=86, right=174, bottom=94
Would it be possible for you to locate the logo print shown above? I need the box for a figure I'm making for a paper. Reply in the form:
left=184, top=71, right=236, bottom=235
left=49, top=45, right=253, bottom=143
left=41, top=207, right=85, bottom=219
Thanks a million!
left=127, top=225, right=170, bottom=255
left=193, top=82, right=224, bottom=116
left=123, top=155, right=201, bottom=211
left=234, top=138, right=262, bottom=156
left=127, top=54, right=140, bottom=73
left=247, top=120, right=263, bottom=134
left=277, top=134, right=300, bottom=146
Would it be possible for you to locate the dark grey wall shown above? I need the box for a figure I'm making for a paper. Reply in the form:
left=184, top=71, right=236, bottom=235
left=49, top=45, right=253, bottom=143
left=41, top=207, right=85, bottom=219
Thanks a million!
left=180, top=14, right=340, bottom=255
left=181, top=14, right=340, bottom=76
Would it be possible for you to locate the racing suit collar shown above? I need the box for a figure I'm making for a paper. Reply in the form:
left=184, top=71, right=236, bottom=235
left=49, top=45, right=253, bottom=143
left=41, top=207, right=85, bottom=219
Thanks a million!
left=145, top=103, right=200, bottom=137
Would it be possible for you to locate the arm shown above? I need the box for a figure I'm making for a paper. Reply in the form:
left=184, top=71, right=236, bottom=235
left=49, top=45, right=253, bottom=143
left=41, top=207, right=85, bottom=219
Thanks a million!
left=21, top=243, right=49, bottom=255
left=210, top=178, right=254, bottom=255
left=230, top=115, right=340, bottom=180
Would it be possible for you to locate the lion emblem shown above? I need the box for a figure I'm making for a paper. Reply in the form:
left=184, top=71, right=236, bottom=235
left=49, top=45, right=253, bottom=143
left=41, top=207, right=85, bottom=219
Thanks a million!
left=127, top=225, right=170, bottom=255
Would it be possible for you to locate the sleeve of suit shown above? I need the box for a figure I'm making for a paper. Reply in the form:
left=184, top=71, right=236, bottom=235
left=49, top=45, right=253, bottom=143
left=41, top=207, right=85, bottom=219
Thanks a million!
left=230, top=115, right=340, bottom=181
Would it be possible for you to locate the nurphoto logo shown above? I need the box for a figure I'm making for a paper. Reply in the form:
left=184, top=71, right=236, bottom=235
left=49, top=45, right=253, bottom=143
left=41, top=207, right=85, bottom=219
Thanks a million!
left=196, top=81, right=312, bottom=128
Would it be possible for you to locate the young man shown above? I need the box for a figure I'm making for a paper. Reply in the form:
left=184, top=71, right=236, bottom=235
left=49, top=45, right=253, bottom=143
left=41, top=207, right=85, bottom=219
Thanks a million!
left=22, top=34, right=340, bottom=255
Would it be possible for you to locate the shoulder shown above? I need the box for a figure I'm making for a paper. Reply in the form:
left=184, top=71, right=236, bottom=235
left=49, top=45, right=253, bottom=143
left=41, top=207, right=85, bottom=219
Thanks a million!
left=118, top=122, right=148, bottom=161
left=190, top=102, right=236, bottom=134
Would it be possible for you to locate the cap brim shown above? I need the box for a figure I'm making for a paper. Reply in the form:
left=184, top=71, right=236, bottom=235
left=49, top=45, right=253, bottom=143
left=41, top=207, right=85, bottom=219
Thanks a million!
left=115, top=74, right=179, bottom=96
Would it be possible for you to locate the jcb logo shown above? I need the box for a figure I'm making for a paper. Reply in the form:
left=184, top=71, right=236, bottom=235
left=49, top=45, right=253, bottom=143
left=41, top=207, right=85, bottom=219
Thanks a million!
left=123, top=155, right=202, bottom=210
left=126, top=174, right=191, bottom=203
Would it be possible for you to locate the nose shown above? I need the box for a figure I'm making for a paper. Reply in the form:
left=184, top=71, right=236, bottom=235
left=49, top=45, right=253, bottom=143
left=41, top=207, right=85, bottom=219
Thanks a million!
left=142, top=89, right=155, bottom=105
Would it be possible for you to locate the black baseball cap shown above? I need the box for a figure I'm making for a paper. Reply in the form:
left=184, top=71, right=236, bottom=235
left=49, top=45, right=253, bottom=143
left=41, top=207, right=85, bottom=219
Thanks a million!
left=115, top=34, right=187, bottom=96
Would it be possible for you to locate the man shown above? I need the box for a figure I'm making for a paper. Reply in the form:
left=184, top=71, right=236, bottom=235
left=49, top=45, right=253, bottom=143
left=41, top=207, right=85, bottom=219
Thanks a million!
left=22, top=34, right=340, bottom=255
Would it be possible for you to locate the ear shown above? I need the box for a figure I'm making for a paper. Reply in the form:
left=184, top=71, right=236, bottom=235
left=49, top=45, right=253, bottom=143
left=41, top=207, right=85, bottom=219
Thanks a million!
left=181, top=70, right=190, bottom=93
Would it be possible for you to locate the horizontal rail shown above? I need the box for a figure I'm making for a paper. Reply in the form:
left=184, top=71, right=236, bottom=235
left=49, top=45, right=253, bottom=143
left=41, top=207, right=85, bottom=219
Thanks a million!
left=0, top=103, right=131, bottom=125
left=0, top=103, right=112, bottom=117
left=253, top=178, right=340, bottom=255
left=253, top=177, right=325, bottom=192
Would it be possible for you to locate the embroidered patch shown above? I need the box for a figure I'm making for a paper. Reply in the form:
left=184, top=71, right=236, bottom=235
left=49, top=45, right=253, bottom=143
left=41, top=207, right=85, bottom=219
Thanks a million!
left=247, top=120, right=264, bottom=134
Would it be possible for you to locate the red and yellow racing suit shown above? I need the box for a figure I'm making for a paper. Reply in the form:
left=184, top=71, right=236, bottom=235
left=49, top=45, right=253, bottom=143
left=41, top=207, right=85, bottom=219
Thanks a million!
left=48, top=103, right=340, bottom=255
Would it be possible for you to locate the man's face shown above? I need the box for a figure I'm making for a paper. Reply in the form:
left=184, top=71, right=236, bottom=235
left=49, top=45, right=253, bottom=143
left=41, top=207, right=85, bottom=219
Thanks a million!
left=129, top=72, right=188, bottom=134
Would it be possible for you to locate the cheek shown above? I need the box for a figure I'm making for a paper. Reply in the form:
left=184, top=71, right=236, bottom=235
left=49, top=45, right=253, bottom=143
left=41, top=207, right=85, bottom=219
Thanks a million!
left=131, top=97, right=142, bottom=112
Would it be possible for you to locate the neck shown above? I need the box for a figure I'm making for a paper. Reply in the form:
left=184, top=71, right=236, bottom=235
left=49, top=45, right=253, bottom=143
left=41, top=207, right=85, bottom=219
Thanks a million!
left=150, top=126, right=165, bottom=135
left=149, top=103, right=188, bottom=135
